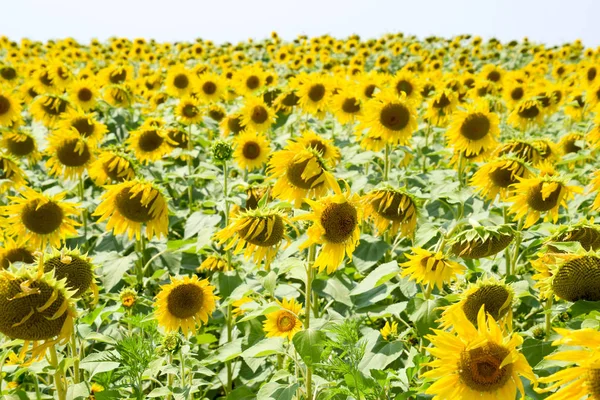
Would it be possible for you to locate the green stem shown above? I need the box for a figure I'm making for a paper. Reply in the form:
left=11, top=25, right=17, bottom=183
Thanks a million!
left=423, top=283, right=433, bottom=300
left=510, top=219, right=524, bottom=276
left=305, top=244, right=316, bottom=399
left=422, top=123, right=432, bottom=173
left=179, top=346, right=185, bottom=388
left=503, top=207, right=511, bottom=276
left=545, top=297, right=554, bottom=338
left=457, top=153, right=465, bottom=188
left=226, top=303, right=233, bottom=394
left=49, top=345, right=66, bottom=400
left=187, top=124, right=194, bottom=208
left=78, top=176, right=88, bottom=250
left=384, top=144, right=391, bottom=182
left=223, top=161, right=231, bottom=266
left=71, top=328, right=80, bottom=384
left=136, top=235, right=146, bottom=288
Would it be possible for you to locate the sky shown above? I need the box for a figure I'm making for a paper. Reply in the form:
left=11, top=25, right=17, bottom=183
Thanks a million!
left=3, top=0, right=600, bottom=46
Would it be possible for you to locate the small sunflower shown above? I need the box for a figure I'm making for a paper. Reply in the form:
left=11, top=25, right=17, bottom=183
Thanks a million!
left=508, top=99, right=545, bottom=130
left=495, top=139, right=541, bottom=165
left=46, top=133, right=95, bottom=180
left=380, top=320, right=399, bottom=341
left=358, top=90, right=418, bottom=146
left=214, top=208, right=294, bottom=266
left=273, top=90, right=300, bottom=114
left=196, top=73, right=224, bottom=103
left=240, top=96, right=275, bottom=133
left=30, top=94, right=72, bottom=127
left=296, top=189, right=362, bottom=274
left=103, top=84, right=133, bottom=108
left=400, top=247, right=465, bottom=291
left=446, top=100, right=500, bottom=156
left=362, top=187, right=418, bottom=238
left=0, top=236, right=35, bottom=269
left=197, top=255, right=231, bottom=273
left=126, top=127, right=173, bottom=164
left=423, top=307, right=535, bottom=400
left=470, top=157, right=530, bottom=201
left=389, top=71, right=422, bottom=102
left=57, top=110, right=108, bottom=144
left=450, top=224, right=514, bottom=260
left=155, top=275, right=218, bottom=336
left=592, top=171, right=600, bottom=211
left=93, top=179, right=169, bottom=240
left=536, top=327, right=600, bottom=399
left=507, top=173, right=581, bottom=228
left=293, top=73, right=331, bottom=116
left=89, top=150, right=136, bottom=186
left=2, top=188, right=79, bottom=249
left=330, top=87, right=363, bottom=124
left=220, top=113, right=245, bottom=137
left=68, top=79, right=99, bottom=111
left=42, top=247, right=98, bottom=299
left=0, top=91, right=22, bottom=127
left=268, top=141, right=340, bottom=207
left=296, top=130, right=341, bottom=166
left=426, top=89, right=459, bottom=126
left=263, top=298, right=303, bottom=340
left=233, top=131, right=271, bottom=171
left=175, top=96, right=203, bottom=125
left=0, top=154, right=27, bottom=193
left=165, top=65, right=196, bottom=98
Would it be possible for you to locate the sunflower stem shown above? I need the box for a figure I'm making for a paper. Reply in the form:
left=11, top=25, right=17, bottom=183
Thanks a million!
left=70, top=327, right=80, bottom=384
left=510, top=218, right=524, bottom=276
left=136, top=235, right=146, bottom=288
left=179, top=346, right=186, bottom=388
left=304, top=244, right=316, bottom=399
left=226, top=302, right=233, bottom=394
left=545, top=297, right=554, bottom=338
left=167, top=353, right=174, bottom=399
left=457, top=152, right=465, bottom=188
left=503, top=206, right=511, bottom=276
left=384, top=144, right=391, bottom=182
left=422, top=123, right=432, bottom=173
left=187, top=124, right=194, bottom=209
left=78, top=175, right=88, bottom=250
left=49, top=344, right=66, bottom=400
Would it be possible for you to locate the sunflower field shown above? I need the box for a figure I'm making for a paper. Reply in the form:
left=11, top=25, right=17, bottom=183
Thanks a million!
left=0, top=31, right=599, bottom=400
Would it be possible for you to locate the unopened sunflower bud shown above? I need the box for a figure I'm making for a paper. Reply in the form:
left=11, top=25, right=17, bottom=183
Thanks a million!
left=212, top=140, right=233, bottom=163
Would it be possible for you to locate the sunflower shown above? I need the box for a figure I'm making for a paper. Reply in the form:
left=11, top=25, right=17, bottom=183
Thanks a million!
left=93, top=179, right=169, bottom=240
left=470, top=157, right=530, bottom=201
left=240, top=96, right=275, bottom=133
left=220, top=113, right=245, bottom=137
left=165, top=65, right=196, bottom=98
left=206, top=104, right=226, bottom=123
left=268, top=141, right=340, bottom=207
left=532, top=251, right=600, bottom=302
left=358, top=90, right=418, bottom=146
left=507, top=173, right=581, bottom=228
left=30, top=94, right=72, bottom=127
left=380, top=320, right=399, bottom=341
left=359, top=131, right=386, bottom=152
left=296, top=189, right=362, bottom=274
left=236, top=65, right=265, bottom=96
left=214, top=208, right=294, bottom=266
left=440, top=278, right=514, bottom=329
left=426, top=89, right=459, bottom=126
left=2, top=188, right=79, bottom=249
left=0, top=267, right=77, bottom=363
left=389, top=71, right=422, bottom=102
left=565, top=90, right=587, bottom=121
left=0, top=236, right=35, bottom=269
left=233, top=131, right=271, bottom=171
left=196, top=72, right=224, bottom=103
left=548, top=219, right=600, bottom=252
left=99, top=64, right=133, bottom=86
left=362, top=187, right=418, bottom=238
left=197, top=255, right=231, bottom=273
left=559, top=132, right=585, bottom=155
left=273, top=90, right=300, bottom=114
left=495, top=139, right=541, bottom=165
left=42, top=247, right=98, bottom=299
left=446, top=100, right=500, bottom=156
left=126, top=127, right=173, bottom=164
left=0, top=91, right=22, bottom=127
left=293, top=73, right=331, bottom=116
left=400, top=247, right=465, bottom=290
left=89, top=150, right=136, bottom=186
left=329, top=87, right=363, bottom=124
left=0, top=154, right=27, bottom=193
left=480, top=64, right=504, bottom=85
left=154, top=275, right=218, bottom=337
left=263, top=298, right=303, bottom=340
left=45, top=132, right=95, bottom=180
left=536, top=327, right=600, bottom=399
left=175, top=96, right=203, bottom=125
left=423, top=307, right=535, bottom=400
left=103, top=84, right=133, bottom=108
left=502, top=79, right=528, bottom=109
left=296, top=130, right=341, bottom=166
left=450, top=224, right=514, bottom=260
left=508, top=99, right=545, bottom=130
left=57, top=110, right=108, bottom=144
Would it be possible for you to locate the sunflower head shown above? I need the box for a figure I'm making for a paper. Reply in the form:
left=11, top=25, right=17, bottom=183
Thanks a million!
left=42, top=248, right=96, bottom=298
left=89, top=149, right=136, bottom=186
left=450, top=224, right=514, bottom=259
left=46, top=133, right=94, bottom=180
left=470, top=156, right=530, bottom=201
left=120, top=288, right=138, bottom=308
left=263, top=298, right=303, bottom=340
left=362, top=187, right=418, bottom=238
left=400, top=247, right=465, bottom=290
left=233, top=131, right=271, bottom=171
left=548, top=219, right=600, bottom=252
left=0, top=91, right=22, bottom=127
left=446, top=100, right=499, bottom=156
left=296, top=130, right=341, bottom=166
left=197, top=255, right=231, bottom=273
left=0, top=237, right=35, bottom=270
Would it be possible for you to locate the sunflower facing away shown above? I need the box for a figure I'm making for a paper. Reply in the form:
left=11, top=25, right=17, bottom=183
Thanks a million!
left=446, top=100, right=500, bottom=156
left=423, top=307, right=535, bottom=400
left=450, top=224, right=514, bottom=260
left=263, top=297, right=303, bottom=340
left=42, top=247, right=98, bottom=299
left=400, top=247, right=465, bottom=291
left=89, top=149, right=136, bottom=186
left=268, top=141, right=340, bottom=207
left=46, top=132, right=95, bottom=180
left=297, top=189, right=362, bottom=274
left=93, top=179, right=169, bottom=240
left=362, top=187, right=418, bottom=238
left=214, top=208, right=294, bottom=266
left=155, top=275, right=218, bottom=336
left=233, top=131, right=271, bottom=171
left=536, top=327, right=600, bottom=399
left=57, top=109, right=108, bottom=144
left=2, top=188, right=79, bottom=249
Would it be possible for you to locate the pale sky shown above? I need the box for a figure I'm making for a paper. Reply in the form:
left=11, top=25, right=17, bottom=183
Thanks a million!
left=3, top=0, right=600, bottom=47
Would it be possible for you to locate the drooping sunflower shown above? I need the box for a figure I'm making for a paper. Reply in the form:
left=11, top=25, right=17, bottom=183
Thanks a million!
left=507, top=173, right=581, bottom=228
left=268, top=141, right=340, bottom=207
left=440, top=278, right=514, bottom=330
left=423, top=307, right=535, bottom=400
left=296, top=189, right=362, bottom=274
left=0, top=267, right=77, bottom=363
left=220, top=112, right=245, bottom=137
left=89, top=149, right=136, bottom=186
left=68, top=79, right=99, bottom=111
left=42, top=247, right=98, bottom=299
left=0, top=154, right=27, bottom=193
left=46, top=132, right=95, bottom=180
left=57, top=110, right=108, bottom=144
left=126, top=127, right=173, bottom=164
left=358, top=90, right=418, bottom=146
left=0, top=91, right=22, bottom=127
left=103, top=84, right=133, bottom=108
left=214, top=208, right=294, bottom=266
left=30, top=94, right=72, bottom=127
left=446, top=100, right=500, bottom=156
left=197, top=255, right=231, bottom=273
left=362, top=187, right=418, bottom=238
left=165, top=64, right=196, bottom=98
left=0, top=236, right=35, bottom=270
left=296, top=130, right=341, bottom=166
left=273, top=90, right=300, bottom=114
left=471, top=157, right=530, bottom=201
left=2, top=188, right=79, bottom=249
left=263, top=297, right=303, bottom=340
left=495, top=139, right=541, bottom=165
left=93, top=179, right=169, bottom=240
left=233, top=131, right=271, bottom=171
left=450, top=224, right=514, bottom=260
left=240, top=96, right=275, bottom=133
left=400, top=247, right=465, bottom=291
left=99, top=64, right=133, bottom=86
left=532, top=251, right=600, bottom=302
left=154, top=275, right=218, bottom=337
left=547, top=219, right=600, bottom=252
left=536, top=327, right=600, bottom=399
left=508, top=99, right=545, bottom=130
left=175, top=96, right=203, bottom=125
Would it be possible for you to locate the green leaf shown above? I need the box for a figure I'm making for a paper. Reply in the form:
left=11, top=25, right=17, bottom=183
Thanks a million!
left=292, top=328, right=325, bottom=366
left=96, top=252, right=138, bottom=292
left=352, top=235, right=390, bottom=272
left=79, top=352, right=120, bottom=379
left=148, top=387, right=172, bottom=398
left=406, top=298, right=448, bottom=336
left=569, top=301, right=600, bottom=318
left=66, top=382, right=90, bottom=399
left=257, top=382, right=299, bottom=400
left=351, top=261, right=399, bottom=296
left=217, top=271, right=244, bottom=299
left=241, top=337, right=285, bottom=358
left=227, top=387, right=256, bottom=400
left=184, top=212, right=222, bottom=239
